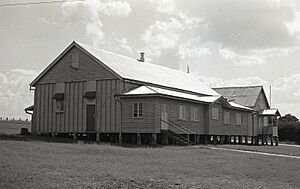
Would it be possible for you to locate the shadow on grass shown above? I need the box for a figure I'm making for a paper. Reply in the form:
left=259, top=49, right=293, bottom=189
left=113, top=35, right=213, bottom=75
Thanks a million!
left=0, top=134, right=166, bottom=148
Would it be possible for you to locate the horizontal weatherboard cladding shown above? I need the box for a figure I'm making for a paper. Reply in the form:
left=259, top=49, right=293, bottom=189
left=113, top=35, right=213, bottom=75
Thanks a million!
left=37, top=46, right=117, bottom=85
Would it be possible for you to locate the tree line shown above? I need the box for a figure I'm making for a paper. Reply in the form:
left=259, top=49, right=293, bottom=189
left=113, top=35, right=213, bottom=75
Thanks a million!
left=278, top=114, right=300, bottom=144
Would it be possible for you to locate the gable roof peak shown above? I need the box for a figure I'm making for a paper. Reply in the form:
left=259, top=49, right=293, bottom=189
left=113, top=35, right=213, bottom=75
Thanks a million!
left=30, top=41, right=219, bottom=96
left=213, top=85, right=263, bottom=89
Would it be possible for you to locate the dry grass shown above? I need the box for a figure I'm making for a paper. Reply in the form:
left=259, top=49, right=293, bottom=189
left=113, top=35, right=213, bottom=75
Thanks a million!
left=215, top=144, right=300, bottom=157
left=1, top=140, right=300, bottom=189
left=0, top=122, right=31, bottom=135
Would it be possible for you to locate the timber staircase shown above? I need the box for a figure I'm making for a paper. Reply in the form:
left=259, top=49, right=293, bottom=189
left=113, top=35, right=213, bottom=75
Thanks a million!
left=160, top=119, right=196, bottom=145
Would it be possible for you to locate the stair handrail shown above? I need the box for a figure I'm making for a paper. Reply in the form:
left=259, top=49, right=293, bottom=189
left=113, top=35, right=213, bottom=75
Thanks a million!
left=160, top=119, right=196, bottom=145
left=160, top=119, right=189, bottom=134
left=168, top=120, right=196, bottom=134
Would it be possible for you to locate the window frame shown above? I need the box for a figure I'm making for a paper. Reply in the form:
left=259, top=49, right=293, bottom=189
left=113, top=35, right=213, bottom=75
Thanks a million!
left=236, top=113, right=242, bottom=126
left=179, top=105, right=188, bottom=121
left=54, top=82, right=65, bottom=113
left=223, top=111, right=230, bottom=125
left=55, top=99, right=65, bottom=113
left=212, top=107, right=220, bottom=120
left=263, top=116, right=269, bottom=126
left=132, top=102, right=143, bottom=118
left=190, top=107, right=200, bottom=122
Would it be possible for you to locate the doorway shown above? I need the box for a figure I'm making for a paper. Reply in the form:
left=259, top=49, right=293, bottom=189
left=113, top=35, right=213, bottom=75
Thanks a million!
left=86, top=105, right=96, bottom=131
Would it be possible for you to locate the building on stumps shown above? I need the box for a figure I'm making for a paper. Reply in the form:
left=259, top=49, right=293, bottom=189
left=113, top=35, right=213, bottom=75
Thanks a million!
left=25, top=41, right=280, bottom=145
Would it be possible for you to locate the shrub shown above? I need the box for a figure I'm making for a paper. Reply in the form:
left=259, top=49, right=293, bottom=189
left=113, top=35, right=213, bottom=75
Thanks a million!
left=278, top=122, right=300, bottom=144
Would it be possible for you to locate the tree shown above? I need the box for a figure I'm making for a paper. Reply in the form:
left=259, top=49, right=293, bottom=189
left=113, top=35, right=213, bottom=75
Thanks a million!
left=279, top=114, right=299, bottom=123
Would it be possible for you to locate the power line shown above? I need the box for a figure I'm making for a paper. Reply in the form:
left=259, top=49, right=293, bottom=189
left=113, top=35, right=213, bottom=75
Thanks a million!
left=0, top=0, right=85, bottom=7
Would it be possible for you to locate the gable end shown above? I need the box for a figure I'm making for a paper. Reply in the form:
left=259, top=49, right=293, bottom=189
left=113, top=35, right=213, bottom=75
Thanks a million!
left=31, top=42, right=122, bottom=86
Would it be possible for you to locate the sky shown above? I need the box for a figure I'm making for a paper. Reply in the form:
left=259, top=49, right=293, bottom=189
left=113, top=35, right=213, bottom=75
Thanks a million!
left=0, top=0, right=300, bottom=119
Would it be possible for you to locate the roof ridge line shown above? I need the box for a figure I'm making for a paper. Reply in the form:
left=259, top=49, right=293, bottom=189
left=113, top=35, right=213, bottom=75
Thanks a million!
left=213, top=85, right=263, bottom=89
left=74, top=41, right=194, bottom=77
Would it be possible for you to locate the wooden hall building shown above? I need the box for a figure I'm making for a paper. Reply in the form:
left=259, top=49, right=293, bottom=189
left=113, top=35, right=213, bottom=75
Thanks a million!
left=26, top=41, right=279, bottom=145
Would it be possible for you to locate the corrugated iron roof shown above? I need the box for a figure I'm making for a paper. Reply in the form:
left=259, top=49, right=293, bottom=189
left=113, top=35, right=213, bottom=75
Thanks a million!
left=123, top=86, right=253, bottom=111
left=75, top=42, right=219, bottom=96
left=124, top=86, right=221, bottom=103
left=31, top=41, right=219, bottom=96
left=213, top=86, right=263, bottom=108
left=261, top=109, right=281, bottom=116
left=229, top=102, right=253, bottom=111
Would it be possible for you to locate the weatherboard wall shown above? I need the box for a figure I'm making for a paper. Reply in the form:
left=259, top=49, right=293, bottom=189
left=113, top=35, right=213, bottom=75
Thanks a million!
left=208, top=104, right=251, bottom=136
left=32, top=80, right=140, bottom=134
left=154, top=97, right=206, bottom=134
left=254, top=90, right=269, bottom=111
left=120, top=97, right=157, bottom=133
left=37, top=46, right=116, bottom=84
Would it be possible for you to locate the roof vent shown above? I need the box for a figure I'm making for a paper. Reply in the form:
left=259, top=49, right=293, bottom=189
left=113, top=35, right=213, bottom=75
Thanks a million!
left=138, top=52, right=145, bottom=62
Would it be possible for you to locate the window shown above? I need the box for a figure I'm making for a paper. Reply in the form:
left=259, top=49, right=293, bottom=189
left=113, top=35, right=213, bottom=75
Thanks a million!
left=54, top=83, right=65, bottom=113
left=161, top=104, right=167, bottom=113
left=179, top=105, right=188, bottom=120
left=223, top=111, right=230, bottom=125
left=84, top=81, right=96, bottom=98
left=56, top=99, right=64, bottom=112
left=212, top=107, right=219, bottom=120
left=263, top=117, right=268, bottom=126
left=71, top=52, right=79, bottom=69
left=190, top=107, right=200, bottom=121
left=236, top=113, right=242, bottom=125
left=133, top=102, right=143, bottom=118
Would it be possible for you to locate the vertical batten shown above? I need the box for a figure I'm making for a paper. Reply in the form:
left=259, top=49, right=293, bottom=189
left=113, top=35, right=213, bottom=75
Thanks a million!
left=82, top=82, right=86, bottom=132
left=40, top=85, right=45, bottom=133
left=98, top=80, right=103, bottom=132
left=78, top=82, right=83, bottom=132
left=44, top=84, right=49, bottom=132
left=101, top=81, right=106, bottom=132
left=56, top=112, right=60, bottom=133
left=106, top=80, right=112, bottom=132
left=111, top=80, right=116, bottom=132
left=69, top=82, right=74, bottom=132
left=49, top=84, right=53, bottom=133
left=74, top=82, right=78, bottom=132
left=115, top=81, right=121, bottom=133
left=52, top=84, right=56, bottom=133
left=65, top=83, right=69, bottom=132
left=96, top=81, right=101, bottom=131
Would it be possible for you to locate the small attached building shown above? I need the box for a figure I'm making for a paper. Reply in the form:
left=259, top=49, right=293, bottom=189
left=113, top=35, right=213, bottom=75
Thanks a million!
left=26, top=41, right=278, bottom=145
left=214, top=86, right=280, bottom=143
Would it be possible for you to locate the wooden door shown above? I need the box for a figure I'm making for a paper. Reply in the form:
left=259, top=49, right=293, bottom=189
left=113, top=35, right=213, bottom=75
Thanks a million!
left=86, top=105, right=96, bottom=131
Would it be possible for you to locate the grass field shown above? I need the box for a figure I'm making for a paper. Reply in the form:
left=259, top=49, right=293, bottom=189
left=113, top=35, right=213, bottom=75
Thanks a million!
left=1, top=139, right=300, bottom=189
left=213, top=144, right=300, bottom=157
left=0, top=121, right=31, bottom=135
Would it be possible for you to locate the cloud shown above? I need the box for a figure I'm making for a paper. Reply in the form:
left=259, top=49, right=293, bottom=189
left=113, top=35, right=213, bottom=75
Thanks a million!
left=142, top=0, right=203, bottom=60
left=286, top=8, right=300, bottom=39
left=195, top=0, right=298, bottom=50
left=101, top=1, right=131, bottom=16
left=142, top=18, right=182, bottom=57
left=61, top=0, right=132, bottom=47
left=154, top=0, right=176, bottom=14
left=0, top=69, right=36, bottom=119
left=115, top=37, right=133, bottom=53
left=272, top=73, right=300, bottom=104
left=143, top=0, right=300, bottom=69
left=219, top=48, right=266, bottom=66
left=177, top=39, right=211, bottom=59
